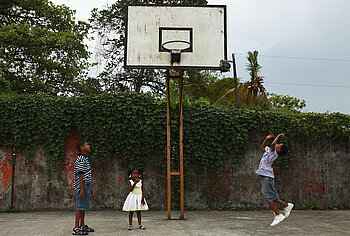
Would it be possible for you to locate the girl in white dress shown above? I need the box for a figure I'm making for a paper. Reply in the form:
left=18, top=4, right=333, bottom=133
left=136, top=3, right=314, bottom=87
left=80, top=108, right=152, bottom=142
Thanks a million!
left=122, top=168, right=148, bottom=230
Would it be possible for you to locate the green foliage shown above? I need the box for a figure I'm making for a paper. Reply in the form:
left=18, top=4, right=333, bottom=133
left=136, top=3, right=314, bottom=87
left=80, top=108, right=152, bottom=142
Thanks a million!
left=0, top=93, right=349, bottom=206
left=209, top=51, right=268, bottom=108
left=166, top=71, right=218, bottom=109
left=327, top=204, right=339, bottom=210
left=206, top=77, right=236, bottom=103
left=243, top=50, right=267, bottom=106
left=0, top=0, right=91, bottom=95
left=246, top=50, right=261, bottom=77
left=183, top=71, right=219, bottom=101
left=309, top=201, right=323, bottom=210
left=268, top=93, right=306, bottom=112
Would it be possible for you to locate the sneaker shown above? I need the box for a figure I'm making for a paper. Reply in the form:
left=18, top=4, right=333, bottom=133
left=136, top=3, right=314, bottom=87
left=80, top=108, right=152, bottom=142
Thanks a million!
left=139, top=225, right=146, bottom=230
left=283, top=203, right=294, bottom=218
left=73, top=227, right=89, bottom=235
left=270, top=213, right=285, bottom=226
left=82, top=225, right=95, bottom=232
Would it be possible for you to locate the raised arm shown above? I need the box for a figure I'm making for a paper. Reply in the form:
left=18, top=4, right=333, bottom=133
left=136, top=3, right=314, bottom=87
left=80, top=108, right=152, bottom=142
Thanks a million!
left=271, top=133, right=285, bottom=151
left=261, top=133, right=274, bottom=151
left=127, top=178, right=140, bottom=192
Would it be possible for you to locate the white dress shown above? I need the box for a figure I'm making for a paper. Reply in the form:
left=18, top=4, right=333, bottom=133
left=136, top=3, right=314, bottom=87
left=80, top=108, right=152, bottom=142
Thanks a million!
left=122, top=179, right=149, bottom=211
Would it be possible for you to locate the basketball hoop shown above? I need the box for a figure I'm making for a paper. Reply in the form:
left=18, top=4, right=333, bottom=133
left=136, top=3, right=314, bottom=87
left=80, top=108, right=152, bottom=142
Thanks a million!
left=162, top=40, right=192, bottom=64
left=125, top=5, right=228, bottom=220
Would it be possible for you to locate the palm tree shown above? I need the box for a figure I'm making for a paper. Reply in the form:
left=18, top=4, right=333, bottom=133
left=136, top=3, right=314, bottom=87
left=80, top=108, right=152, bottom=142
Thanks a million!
left=244, top=50, right=266, bottom=106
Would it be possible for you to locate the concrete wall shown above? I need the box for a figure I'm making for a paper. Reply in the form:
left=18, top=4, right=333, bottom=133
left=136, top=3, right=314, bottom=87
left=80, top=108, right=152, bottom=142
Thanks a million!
left=0, top=131, right=349, bottom=211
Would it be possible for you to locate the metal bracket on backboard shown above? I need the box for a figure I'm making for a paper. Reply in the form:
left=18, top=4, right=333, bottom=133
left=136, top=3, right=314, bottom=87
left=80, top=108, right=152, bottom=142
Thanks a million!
left=170, top=50, right=181, bottom=63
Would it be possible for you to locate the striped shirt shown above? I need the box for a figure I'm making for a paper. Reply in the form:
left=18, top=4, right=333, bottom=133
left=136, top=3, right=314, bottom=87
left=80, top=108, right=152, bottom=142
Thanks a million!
left=255, top=146, right=278, bottom=178
left=73, top=153, right=92, bottom=193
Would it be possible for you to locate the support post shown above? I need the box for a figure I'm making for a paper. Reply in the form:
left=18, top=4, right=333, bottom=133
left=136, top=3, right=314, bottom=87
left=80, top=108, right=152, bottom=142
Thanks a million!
left=179, top=70, right=184, bottom=219
left=166, top=71, right=171, bottom=219
left=166, top=69, right=185, bottom=220
left=232, top=53, right=239, bottom=108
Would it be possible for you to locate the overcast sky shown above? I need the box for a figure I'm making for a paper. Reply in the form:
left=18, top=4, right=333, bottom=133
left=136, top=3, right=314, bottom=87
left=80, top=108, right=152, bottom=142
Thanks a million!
left=52, top=0, right=350, bottom=114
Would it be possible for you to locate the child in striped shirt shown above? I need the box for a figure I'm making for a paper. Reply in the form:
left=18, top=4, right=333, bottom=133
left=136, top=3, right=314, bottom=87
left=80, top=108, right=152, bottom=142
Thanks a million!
left=73, top=140, right=95, bottom=235
left=256, top=133, right=293, bottom=226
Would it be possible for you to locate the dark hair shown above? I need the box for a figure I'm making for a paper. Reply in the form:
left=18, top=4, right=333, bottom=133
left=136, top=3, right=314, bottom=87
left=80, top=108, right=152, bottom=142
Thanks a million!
left=76, top=140, right=86, bottom=152
left=278, top=144, right=288, bottom=156
left=128, top=168, right=142, bottom=180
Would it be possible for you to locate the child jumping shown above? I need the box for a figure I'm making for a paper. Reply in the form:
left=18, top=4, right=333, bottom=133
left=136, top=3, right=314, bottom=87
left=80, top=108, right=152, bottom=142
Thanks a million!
left=122, top=168, right=148, bottom=230
left=256, top=133, right=294, bottom=226
left=73, top=140, right=95, bottom=235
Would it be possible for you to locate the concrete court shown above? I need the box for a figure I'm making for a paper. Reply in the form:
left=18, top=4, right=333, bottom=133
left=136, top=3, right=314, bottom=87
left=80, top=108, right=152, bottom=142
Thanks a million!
left=0, top=210, right=349, bottom=236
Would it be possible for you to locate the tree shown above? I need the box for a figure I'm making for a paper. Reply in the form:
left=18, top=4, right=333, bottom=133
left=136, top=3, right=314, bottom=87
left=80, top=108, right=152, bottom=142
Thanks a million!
left=212, top=78, right=247, bottom=106
left=0, top=0, right=91, bottom=95
left=268, top=93, right=306, bottom=112
left=213, top=51, right=267, bottom=107
left=90, top=0, right=207, bottom=96
left=244, top=50, right=267, bottom=106
left=181, top=70, right=218, bottom=100
left=211, top=51, right=305, bottom=111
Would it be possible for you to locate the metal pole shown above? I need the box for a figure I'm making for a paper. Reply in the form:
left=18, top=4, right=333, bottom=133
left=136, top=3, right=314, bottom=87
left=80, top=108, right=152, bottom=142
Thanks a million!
left=166, top=71, right=171, bottom=219
left=232, top=53, right=239, bottom=108
left=179, top=70, right=184, bottom=219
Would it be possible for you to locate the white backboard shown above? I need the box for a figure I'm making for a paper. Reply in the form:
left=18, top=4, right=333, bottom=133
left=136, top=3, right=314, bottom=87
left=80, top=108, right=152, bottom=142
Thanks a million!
left=125, top=5, right=227, bottom=70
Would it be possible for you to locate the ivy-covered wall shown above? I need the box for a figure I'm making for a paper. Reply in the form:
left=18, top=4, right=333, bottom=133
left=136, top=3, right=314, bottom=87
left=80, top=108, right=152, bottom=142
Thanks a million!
left=0, top=94, right=349, bottom=211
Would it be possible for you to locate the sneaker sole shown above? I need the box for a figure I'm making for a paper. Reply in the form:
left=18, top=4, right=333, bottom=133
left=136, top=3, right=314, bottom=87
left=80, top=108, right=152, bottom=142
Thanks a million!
left=271, top=216, right=285, bottom=226
left=284, top=204, right=294, bottom=218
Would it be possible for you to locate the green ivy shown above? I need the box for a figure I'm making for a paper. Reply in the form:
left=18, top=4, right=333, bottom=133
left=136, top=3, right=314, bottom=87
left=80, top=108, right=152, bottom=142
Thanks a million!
left=309, top=201, right=323, bottom=210
left=0, top=93, right=349, bottom=207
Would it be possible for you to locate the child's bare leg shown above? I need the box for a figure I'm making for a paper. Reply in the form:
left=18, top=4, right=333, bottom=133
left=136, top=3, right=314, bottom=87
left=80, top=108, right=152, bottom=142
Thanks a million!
left=274, top=199, right=288, bottom=207
left=137, top=211, right=141, bottom=225
left=268, top=201, right=280, bottom=215
left=80, top=210, right=85, bottom=227
left=75, top=211, right=81, bottom=228
left=129, top=212, right=133, bottom=225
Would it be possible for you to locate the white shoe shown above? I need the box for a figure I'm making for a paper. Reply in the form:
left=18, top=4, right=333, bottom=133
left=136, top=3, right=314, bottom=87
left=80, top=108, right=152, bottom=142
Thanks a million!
left=270, top=213, right=285, bottom=226
left=284, top=203, right=294, bottom=218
